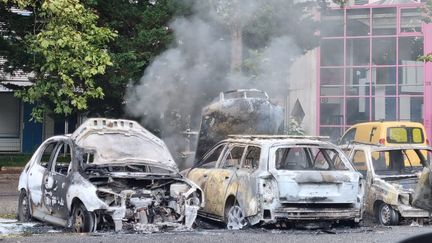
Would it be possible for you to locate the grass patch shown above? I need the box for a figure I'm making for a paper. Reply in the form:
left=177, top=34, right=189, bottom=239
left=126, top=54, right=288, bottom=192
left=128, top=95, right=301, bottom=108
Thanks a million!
left=0, top=213, right=16, bottom=219
left=0, top=154, right=32, bottom=167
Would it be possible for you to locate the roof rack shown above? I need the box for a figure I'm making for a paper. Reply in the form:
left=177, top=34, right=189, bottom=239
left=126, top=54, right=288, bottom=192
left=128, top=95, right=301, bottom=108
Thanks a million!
left=227, top=135, right=330, bottom=141
left=346, top=141, right=382, bottom=146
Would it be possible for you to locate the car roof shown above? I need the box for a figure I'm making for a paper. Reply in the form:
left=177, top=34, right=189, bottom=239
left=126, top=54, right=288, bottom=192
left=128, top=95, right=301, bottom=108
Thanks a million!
left=341, top=143, right=432, bottom=151
left=221, top=135, right=332, bottom=146
left=349, top=121, right=424, bottom=128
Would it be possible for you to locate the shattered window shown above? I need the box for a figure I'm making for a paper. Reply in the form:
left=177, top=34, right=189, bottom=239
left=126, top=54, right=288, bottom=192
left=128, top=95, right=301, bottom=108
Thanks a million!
left=52, top=142, right=72, bottom=175
left=222, top=146, right=245, bottom=168
left=242, top=146, right=261, bottom=170
left=275, top=147, right=309, bottom=170
left=352, top=150, right=368, bottom=173
left=275, top=147, right=349, bottom=171
left=39, top=142, right=57, bottom=169
left=199, top=144, right=225, bottom=168
left=371, top=149, right=428, bottom=176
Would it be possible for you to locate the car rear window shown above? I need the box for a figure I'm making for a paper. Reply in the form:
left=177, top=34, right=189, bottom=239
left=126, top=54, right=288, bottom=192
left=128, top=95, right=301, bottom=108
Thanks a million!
left=387, top=127, right=424, bottom=144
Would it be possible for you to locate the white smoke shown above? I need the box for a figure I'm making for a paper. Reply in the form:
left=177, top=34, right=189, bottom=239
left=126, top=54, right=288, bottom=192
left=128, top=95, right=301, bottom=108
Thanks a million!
left=125, top=0, right=318, bottom=167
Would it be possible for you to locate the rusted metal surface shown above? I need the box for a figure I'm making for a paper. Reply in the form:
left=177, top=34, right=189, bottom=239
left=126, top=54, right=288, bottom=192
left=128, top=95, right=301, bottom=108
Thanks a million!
left=341, top=144, right=432, bottom=223
left=186, top=136, right=363, bottom=228
left=18, top=118, right=203, bottom=232
left=194, top=89, right=284, bottom=162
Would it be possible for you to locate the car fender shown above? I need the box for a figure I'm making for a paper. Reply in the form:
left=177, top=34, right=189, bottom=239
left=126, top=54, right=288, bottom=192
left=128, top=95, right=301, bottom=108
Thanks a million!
left=66, top=173, right=107, bottom=212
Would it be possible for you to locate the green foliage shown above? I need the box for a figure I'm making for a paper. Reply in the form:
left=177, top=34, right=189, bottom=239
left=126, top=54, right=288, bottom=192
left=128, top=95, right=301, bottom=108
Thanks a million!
left=82, top=0, right=180, bottom=117
left=1, top=0, right=116, bottom=121
left=286, top=118, right=305, bottom=136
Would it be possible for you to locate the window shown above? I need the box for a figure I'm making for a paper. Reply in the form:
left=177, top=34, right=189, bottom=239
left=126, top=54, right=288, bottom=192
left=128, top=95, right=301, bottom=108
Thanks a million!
left=347, top=9, right=370, bottom=36
left=387, top=127, right=424, bottom=144
left=372, top=38, right=396, bottom=65
left=346, top=39, right=370, bottom=66
left=275, top=147, right=347, bottom=171
left=222, top=146, right=245, bottom=168
left=199, top=144, right=225, bottom=168
left=39, top=142, right=57, bottom=169
left=320, top=68, right=344, bottom=96
left=52, top=143, right=72, bottom=175
left=401, top=8, right=422, bottom=33
left=320, top=97, right=344, bottom=125
left=276, top=147, right=309, bottom=170
left=310, top=148, right=330, bottom=170
left=0, top=93, right=20, bottom=138
left=321, top=10, right=344, bottom=37
left=346, top=67, right=370, bottom=96
left=321, top=39, right=344, bottom=66
left=340, top=128, right=356, bottom=145
left=372, top=8, right=396, bottom=35
left=371, top=149, right=425, bottom=176
left=352, top=150, right=367, bottom=174
left=242, top=146, right=261, bottom=170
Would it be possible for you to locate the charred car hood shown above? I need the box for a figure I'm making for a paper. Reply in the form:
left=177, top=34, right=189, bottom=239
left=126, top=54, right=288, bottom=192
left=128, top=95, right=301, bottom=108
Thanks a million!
left=71, top=118, right=178, bottom=171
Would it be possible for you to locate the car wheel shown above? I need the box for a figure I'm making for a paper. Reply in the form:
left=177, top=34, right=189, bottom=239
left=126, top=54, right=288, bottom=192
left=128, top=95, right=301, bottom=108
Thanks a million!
left=72, top=202, right=95, bottom=233
left=377, top=203, right=399, bottom=226
left=226, top=204, right=248, bottom=230
left=17, top=190, right=31, bottom=222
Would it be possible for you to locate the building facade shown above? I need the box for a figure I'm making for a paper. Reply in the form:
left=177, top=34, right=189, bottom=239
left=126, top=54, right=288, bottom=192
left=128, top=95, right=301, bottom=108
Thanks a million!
left=318, top=0, right=430, bottom=141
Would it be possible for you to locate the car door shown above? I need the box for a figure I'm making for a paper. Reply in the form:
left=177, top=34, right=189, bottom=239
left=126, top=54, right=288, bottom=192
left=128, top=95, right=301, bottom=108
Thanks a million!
left=44, top=140, right=73, bottom=220
left=233, top=145, right=261, bottom=217
left=28, top=140, right=58, bottom=216
left=204, top=144, right=246, bottom=217
left=350, top=149, right=371, bottom=213
left=187, top=143, right=227, bottom=213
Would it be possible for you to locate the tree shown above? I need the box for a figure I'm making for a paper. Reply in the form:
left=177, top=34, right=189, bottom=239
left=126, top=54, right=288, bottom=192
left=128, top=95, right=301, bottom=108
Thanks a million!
left=0, top=0, right=116, bottom=121
left=83, top=0, right=183, bottom=117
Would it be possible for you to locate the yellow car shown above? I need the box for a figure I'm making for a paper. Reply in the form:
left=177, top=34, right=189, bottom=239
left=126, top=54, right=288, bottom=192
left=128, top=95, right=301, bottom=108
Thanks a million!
left=339, top=121, right=428, bottom=167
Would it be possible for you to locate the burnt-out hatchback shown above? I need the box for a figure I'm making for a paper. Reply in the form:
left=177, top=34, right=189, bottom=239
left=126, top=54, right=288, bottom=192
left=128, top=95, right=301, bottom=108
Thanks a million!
left=17, top=118, right=203, bottom=232
left=341, top=144, right=432, bottom=225
left=184, top=135, right=364, bottom=229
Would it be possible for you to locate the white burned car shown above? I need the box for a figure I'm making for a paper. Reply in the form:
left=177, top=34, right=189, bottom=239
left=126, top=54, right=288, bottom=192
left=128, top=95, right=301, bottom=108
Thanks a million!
left=17, top=118, right=203, bottom=232
left=341, top=144, right=432, bottom=225
left=184, top=135, right=364, bottom=229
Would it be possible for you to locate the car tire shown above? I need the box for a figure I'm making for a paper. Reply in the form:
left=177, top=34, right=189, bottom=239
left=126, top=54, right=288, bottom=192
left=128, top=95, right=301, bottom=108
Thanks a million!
left=71, top=202, right=95, bottom=233
left=225, top=203, right=248, bottom=230
left=17, top=190, right=32, bottom=222
left=377, top=203, right=399, bottom=226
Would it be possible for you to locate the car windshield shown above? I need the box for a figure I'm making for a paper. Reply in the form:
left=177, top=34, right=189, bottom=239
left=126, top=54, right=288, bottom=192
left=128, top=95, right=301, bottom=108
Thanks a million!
left=371, top=149, right=430, bottom=176
left=78, top=132, right=174, bottom=165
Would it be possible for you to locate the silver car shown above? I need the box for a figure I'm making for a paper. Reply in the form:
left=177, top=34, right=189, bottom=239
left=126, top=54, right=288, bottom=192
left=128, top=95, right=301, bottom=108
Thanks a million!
left=17, top=118, right=203, bottom=232
left=341, top=143, right=431, bottom=225
left=184, top=135, right=364, bottom=229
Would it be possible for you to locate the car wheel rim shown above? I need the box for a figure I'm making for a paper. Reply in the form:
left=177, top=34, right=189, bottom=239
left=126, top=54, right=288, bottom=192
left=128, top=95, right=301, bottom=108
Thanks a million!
left=73, top=207, right=84, bottom=232
left=380, top=205, right=391, bottom=225
left=227, top=205, right=247, bottom=230
left=21, top=193, right=30, bottom=221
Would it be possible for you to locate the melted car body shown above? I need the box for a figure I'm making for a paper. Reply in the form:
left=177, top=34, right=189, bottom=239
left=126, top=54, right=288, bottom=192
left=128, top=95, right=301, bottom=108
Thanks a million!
left=17, top=118, right=203, bottom=232
left=184, top=135, right=364, bottom=229
left=341, top=144, right=432, bottom=225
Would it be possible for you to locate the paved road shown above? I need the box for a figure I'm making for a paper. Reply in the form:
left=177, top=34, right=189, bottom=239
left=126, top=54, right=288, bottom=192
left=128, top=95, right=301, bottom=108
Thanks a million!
left=1, top=173, right=432, bottom=242
left=1, top=224, right=432, bottom=243
left=0, top=173, right=19, bottom=215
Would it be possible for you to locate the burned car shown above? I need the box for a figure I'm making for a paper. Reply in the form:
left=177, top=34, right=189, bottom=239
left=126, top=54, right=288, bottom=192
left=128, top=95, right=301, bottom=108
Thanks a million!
left=341, top=143, right=432, bottom=225
left=17, top=118, right=203, bottom=232
left=184, top=135, right=364, bottom=229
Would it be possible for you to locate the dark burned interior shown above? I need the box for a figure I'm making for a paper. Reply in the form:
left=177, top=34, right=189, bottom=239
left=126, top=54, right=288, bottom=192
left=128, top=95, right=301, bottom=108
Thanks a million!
left=80, top=164, right=199, bottom=228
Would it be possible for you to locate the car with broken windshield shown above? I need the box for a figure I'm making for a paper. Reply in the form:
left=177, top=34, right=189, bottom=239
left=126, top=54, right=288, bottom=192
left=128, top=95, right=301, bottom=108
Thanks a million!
left=184, top=135, right=364, bottom=229
left=341, top=143, right=432, bottom=225
left=17, top=118, right=203, bottom=232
